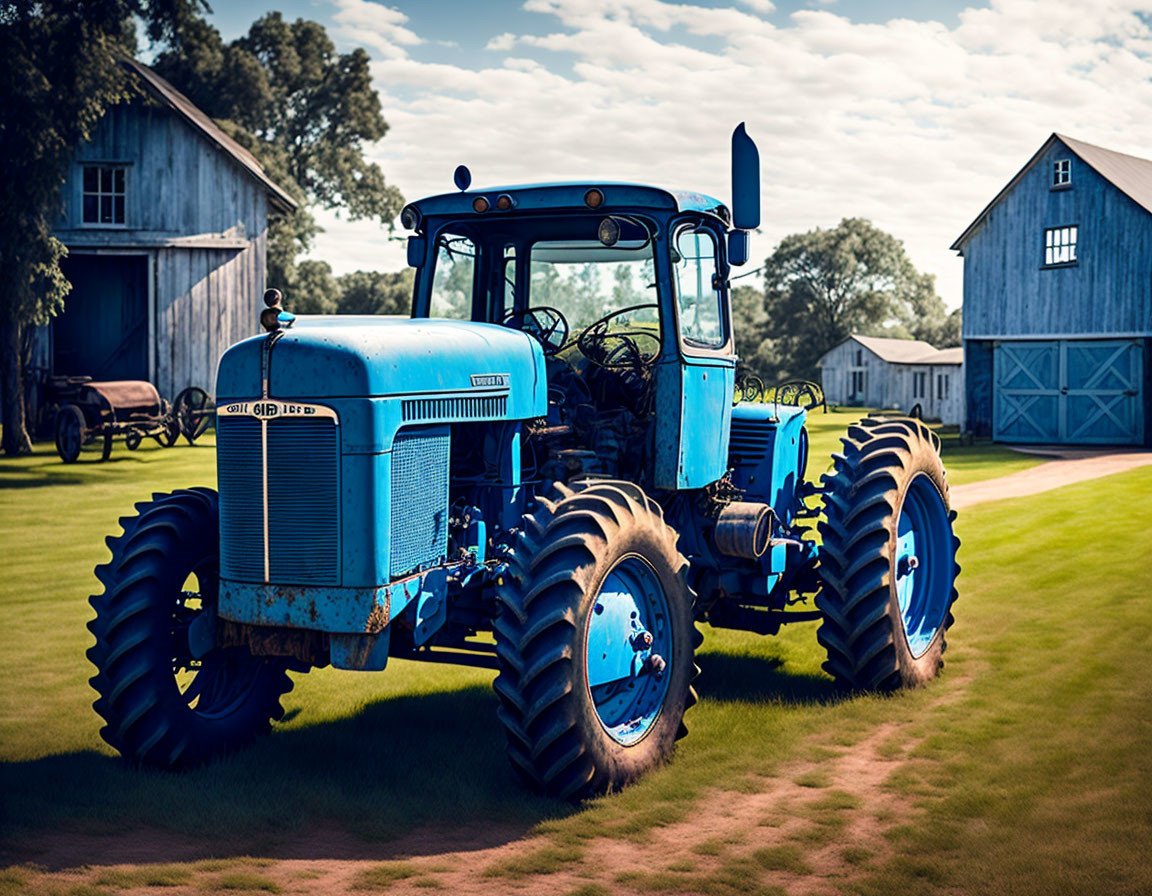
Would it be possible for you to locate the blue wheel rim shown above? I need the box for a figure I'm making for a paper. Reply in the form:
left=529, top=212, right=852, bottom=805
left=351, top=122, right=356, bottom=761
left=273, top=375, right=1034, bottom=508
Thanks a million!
left=585, top=556, right=672, bottom=746
left=894, top=474, right=952, bottom=658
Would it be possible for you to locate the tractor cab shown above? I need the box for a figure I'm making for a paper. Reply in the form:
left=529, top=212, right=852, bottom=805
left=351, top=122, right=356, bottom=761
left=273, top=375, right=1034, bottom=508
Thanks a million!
left=402, top=182, right=741, bottom=491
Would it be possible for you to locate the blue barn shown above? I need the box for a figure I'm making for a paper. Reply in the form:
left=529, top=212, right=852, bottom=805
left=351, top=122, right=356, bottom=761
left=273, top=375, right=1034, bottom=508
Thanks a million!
left=952, top=134, right=1151, bottom=446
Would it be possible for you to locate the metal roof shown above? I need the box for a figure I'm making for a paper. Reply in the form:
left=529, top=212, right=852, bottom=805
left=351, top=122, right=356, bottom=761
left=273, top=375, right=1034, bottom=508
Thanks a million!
left=839, top=335, right=962, bottom=365
left=123, top=59, right=298, bottom=215
left=950, top=133, right=1152, bottom=251
left=410, top=182, right=730, bottom=222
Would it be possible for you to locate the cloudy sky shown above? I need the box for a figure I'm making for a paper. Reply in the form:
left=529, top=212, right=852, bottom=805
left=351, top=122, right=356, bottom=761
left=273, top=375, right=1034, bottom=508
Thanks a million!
left=207, top=0, right=1152, bottom=309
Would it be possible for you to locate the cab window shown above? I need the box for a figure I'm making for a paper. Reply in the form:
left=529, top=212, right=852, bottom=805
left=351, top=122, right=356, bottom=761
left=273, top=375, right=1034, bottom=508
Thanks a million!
left=429, top=234, right=475, bottom=319
left=672, top=227, right=725, bottom=349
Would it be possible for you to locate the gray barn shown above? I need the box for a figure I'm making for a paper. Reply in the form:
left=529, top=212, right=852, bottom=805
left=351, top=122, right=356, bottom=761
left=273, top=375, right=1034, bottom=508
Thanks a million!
left=818, top=335, right=964, bottom=425
left=952, top=134, right=1151, bottom=446
left=38, top=59, right=296, bottom=400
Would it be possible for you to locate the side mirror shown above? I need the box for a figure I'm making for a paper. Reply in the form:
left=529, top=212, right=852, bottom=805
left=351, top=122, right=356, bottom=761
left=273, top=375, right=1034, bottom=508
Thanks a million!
left=407, top=235, right=426, bottom=268
left=728, top=230, right=750, bottom=266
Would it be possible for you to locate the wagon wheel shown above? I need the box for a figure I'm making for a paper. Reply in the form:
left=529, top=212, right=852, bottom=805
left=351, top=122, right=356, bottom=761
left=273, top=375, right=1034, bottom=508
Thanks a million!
left=125, top=429, right=143, bottom=451
left=55, top=405, right=86, bottom=463
left=100, top=426, right=113, bottom=462
left=158, top=419, right=181, bottom=447
left=773, top=380, right=824, bottom=412
left=174, top=387, right=214, bottom=445
left=740, top=375, right=764, bottom=403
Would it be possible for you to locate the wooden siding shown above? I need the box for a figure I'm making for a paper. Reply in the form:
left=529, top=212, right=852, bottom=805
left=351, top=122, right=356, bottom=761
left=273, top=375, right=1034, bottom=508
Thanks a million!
left=959, top=138, right=1152, bottom=339
left=819, top=339, right=964, bottom=425
left=50, top=100, right=271, bottom=400
left=56, top=103, right=267, bottom=239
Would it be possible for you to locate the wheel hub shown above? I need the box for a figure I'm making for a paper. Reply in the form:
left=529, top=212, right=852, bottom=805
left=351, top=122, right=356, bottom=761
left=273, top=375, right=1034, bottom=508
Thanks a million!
left=585, top=557, right=671, bottom=746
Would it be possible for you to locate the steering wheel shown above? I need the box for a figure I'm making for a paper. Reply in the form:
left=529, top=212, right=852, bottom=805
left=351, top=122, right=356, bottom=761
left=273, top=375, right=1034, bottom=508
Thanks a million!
left=502, top=306, right=569, bottom=357
left=577, top=304, right=662, bottom=369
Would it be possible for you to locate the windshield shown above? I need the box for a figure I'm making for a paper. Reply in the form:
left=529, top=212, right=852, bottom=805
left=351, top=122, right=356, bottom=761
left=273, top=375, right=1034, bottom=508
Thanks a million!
left=429, top=234, right=475, bottom=319
left=528, top=240, right=658, bottom=336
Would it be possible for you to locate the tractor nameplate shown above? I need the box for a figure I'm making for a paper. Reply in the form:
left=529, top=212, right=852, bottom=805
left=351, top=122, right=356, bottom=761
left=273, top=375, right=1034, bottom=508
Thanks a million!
left=219, top=399, right=339, bottom=422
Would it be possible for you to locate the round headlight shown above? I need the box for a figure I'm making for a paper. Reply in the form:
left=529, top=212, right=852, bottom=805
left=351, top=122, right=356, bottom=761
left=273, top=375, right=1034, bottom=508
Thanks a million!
left=584, top=188, right=604, bottom=209
left=496, top=194, right=514, bottom=211
left=472, top=196, right=490, bottom=213
left=400, top=205, right=420, bottom=229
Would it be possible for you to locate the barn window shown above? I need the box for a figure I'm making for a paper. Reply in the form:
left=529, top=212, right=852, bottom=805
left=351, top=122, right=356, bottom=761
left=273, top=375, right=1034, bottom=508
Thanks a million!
left=1043, top=226, right=1077, bottom=266
left=855, top=348, right=863, bottom=366
left=850, top=370, right=865, bottom=398
left=937, top=374, right=950, bottom=400
left=1052, top=158, right=1071, bottom=187
left=82, top=165, right=126, bottom=225
left=913, top=371, right=927, bottom=399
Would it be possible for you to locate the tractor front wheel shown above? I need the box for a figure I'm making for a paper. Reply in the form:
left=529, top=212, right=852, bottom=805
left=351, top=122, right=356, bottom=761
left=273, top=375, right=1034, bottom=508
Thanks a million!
left=494, top=481, right=698, bottom=800
left=816, top=417, right=961, bottom=690
left=87, top=488, right=295, bottom=768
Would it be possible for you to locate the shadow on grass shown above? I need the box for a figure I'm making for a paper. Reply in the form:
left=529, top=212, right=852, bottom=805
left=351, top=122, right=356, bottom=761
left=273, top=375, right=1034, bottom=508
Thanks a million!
left=697, top=651, right=841, bottom=705
left=0, top=686, right=562, bottom=869
left=1, top=652, right=838, bottom=869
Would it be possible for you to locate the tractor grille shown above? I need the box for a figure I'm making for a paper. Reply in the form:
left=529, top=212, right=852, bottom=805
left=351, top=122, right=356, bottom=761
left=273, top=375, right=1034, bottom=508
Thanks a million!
left=390, top=426, right=450, bottom=577
left=729, top=418, right=775, bottom=463
left=217, top=416, right=341, bottom=585
left=401, top=394, right=507, bottom=422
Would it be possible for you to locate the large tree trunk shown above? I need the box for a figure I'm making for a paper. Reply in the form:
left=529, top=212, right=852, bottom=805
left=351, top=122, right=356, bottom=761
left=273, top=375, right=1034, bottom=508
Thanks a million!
left=1, top=319, right=33, bottom=456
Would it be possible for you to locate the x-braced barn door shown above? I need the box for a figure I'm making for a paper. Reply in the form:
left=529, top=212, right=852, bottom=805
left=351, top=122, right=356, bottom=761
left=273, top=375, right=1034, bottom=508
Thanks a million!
left=994, top=339, right=1144, bottom=445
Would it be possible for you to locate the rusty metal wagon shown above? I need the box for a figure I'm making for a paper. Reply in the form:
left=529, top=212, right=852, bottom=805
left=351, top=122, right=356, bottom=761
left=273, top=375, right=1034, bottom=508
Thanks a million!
left=50, top=378, right=214, bottom=462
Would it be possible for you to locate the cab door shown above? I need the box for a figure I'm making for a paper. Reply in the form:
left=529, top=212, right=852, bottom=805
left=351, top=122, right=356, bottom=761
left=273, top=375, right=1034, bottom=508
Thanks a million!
left=654, top=224, right=736, bottom=489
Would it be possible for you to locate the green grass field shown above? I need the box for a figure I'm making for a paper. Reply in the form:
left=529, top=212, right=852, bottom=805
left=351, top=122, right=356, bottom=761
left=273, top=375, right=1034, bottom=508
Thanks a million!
left=2, top=417, right=1147, bottom=895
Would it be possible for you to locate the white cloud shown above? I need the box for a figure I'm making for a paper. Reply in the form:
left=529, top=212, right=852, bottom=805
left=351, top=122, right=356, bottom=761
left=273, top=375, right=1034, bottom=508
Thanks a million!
left=486, top=31, right=518, bottom=50
left=738, top=0, right=776, bottom=12
left=311, top=0, right=1152, bottom=312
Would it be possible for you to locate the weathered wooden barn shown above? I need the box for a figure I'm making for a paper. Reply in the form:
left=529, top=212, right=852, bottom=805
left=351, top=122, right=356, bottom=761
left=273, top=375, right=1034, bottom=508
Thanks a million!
left=818, top=334, right=964, bottom=425
left=952, top=133, right=1151, bottom=446
left=38, top=59, right=296, bottom=399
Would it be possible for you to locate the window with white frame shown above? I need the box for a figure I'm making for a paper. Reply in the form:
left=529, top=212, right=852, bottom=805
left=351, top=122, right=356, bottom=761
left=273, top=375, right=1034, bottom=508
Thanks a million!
left=1052, top=158, right=1071, bottom=187
left=1044, top=226, right=1077, bottom=266
left=82, top=165, right=126, bottom=225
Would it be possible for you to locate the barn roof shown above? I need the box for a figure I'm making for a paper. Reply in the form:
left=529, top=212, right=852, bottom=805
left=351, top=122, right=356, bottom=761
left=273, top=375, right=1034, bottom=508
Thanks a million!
left=950, top=133, right=1152, bottom=251
left=123, top=59, right=298, bottom=215
left=829, top=335, right=962, bottom=366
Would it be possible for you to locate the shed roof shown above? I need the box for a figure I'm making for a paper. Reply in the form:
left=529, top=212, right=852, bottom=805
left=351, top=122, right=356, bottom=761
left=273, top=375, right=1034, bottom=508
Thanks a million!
left=123, top=59, right=298, bottom=215
left=829, top=335, right=962, bottom=366
left=950, top=133, right=1152, bottom=251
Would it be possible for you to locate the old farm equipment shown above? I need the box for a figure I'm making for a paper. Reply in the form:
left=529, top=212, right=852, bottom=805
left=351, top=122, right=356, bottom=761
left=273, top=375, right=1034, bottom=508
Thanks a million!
left=87, top=125, right=960, bottom=799
left=51, top=380, right=214, bottom=462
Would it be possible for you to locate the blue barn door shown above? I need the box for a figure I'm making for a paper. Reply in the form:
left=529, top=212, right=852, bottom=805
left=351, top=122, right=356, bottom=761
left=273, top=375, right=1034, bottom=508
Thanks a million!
left=994, top=340, right=1143, bottom=445
left=54, top=254, right=149, bottom=382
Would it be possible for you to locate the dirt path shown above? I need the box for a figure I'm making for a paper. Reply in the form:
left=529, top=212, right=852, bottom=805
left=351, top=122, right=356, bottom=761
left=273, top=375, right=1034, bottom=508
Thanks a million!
left=951, top=450, right=1152, bottom=509
left=24, top=717, right=928, bottom=896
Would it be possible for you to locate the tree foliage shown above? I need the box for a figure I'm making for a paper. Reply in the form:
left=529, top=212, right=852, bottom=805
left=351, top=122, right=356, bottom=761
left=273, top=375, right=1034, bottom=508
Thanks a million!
left=0, top=0, right=205, bottom=455
left=735, top=218, right=959, bottom=383
left=151, top=12, right=405, bottom=290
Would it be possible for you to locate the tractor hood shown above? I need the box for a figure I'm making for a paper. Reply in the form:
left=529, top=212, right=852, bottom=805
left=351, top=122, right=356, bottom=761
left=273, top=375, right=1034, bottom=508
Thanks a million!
left=217, top=317, right=547, bottom=414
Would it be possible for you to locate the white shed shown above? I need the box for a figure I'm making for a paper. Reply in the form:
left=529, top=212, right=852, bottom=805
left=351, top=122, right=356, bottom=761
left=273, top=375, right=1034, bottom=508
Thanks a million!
left=818, top=335, right=965, bottom=425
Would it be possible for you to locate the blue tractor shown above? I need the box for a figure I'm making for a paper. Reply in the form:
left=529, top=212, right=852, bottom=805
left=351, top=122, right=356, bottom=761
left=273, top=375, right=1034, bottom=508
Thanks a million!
left=87, top=126, right=959, bottom=800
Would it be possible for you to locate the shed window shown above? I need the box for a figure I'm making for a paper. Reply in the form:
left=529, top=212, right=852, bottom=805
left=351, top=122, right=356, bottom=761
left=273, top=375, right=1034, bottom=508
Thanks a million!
left=850, top=370, right=865, bottom=399
left=913, top=371, right=927, bottom=399
left=1043, top=226, right=1077, bottom=266
left=937, top=373, right=950, bottom=400
left=82, top=165, right=126, bottom=225
left=855, top=348, right=863, bottom=366
left=1052, top=158, right=1071, bottom=187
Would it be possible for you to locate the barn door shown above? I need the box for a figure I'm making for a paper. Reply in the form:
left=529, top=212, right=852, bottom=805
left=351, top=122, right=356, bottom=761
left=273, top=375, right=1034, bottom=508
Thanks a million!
left=54, top=254, right=149, bottom=382
left=994, top=340, right=1143, bottom=444
left=993, top=341, right=1060, bottom=442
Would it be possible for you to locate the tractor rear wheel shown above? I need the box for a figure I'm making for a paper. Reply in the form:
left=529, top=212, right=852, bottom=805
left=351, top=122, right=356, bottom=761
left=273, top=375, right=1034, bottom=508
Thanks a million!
left=494, top=481, right=698, bottom=800
left=87, top=488, right=295, bottom=768
left=816, top=417, right=960, bottom=690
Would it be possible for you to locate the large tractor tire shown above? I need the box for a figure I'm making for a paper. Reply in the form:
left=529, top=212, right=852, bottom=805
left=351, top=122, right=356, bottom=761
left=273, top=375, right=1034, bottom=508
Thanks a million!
left=816, top=417, right=960, bottom=691
left=87, top=488, right=295, bottom=768
left=494, top=481, right=698, bottom=800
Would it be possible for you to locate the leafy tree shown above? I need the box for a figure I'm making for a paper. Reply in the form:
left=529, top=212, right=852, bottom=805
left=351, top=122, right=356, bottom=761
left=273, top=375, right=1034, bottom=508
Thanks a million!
left=0, top=0, right=204, bottom=456
left=287, top=260, right=340, bottom=315
left=751, top=218, right=958, bottom=382
left=336, top=269, right=413, bottom=316
left=151, top=13, right=405, bottom=292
